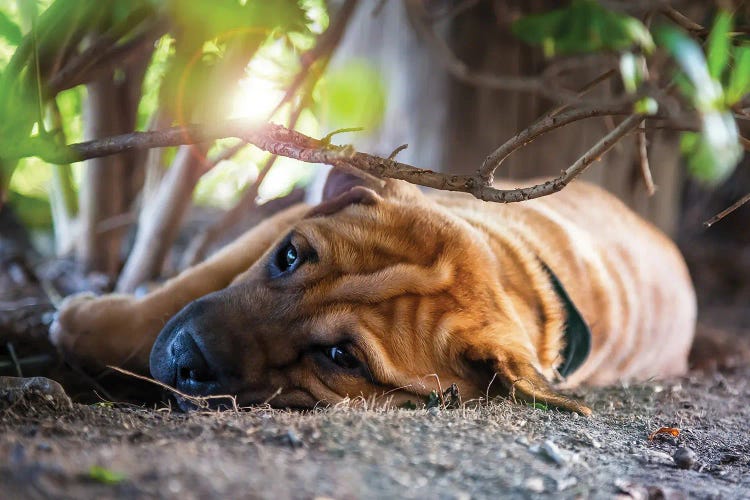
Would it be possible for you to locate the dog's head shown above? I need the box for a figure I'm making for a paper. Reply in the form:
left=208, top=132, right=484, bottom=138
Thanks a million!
left=150, top=170, right=590, bottom=414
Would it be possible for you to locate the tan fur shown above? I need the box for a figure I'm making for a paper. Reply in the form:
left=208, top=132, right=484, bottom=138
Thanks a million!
left=50, top=178, right=696, bottom=414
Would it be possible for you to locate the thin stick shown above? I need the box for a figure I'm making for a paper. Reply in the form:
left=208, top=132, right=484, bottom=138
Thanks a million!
left=636, top=122, right=655, bottom=196
left=660, top=6, right=706, bottom=35
left=704, top=192, right=750, bottom=227
left=478, top=69, right=618, bottom=184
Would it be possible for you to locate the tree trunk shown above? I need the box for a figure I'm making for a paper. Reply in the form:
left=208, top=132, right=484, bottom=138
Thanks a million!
left=78, top=76, right=128, bottom=275
left=116, top=145, right=205, bottom=292
left=76, top=42, right=153, bottom=275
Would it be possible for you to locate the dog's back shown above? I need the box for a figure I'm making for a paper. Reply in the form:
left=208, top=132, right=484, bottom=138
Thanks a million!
left=429, top=180, right=697, bottom=386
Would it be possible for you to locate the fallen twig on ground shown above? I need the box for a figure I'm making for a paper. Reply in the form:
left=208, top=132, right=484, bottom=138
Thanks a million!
left=108, top=365, right=239, bottom=411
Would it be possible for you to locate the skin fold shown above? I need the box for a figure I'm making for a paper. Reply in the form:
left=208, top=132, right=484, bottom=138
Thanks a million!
left=50, top=173, right=696, bottom=415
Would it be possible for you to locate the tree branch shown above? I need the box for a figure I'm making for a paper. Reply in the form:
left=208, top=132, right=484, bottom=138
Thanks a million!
left=404, top=0, right=543, bottom=93
left=14, top=111, right=645, bottom=205
left=478, top=106, right=630, bottom=184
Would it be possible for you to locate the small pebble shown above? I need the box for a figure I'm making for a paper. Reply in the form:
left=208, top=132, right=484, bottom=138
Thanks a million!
left=524, top=476, right=545, bottom=493
left=285, top=429, right=303, bottom=449
left=673, top=447, right=696, bottom=469
left=541, top=440, right=568, bottom=466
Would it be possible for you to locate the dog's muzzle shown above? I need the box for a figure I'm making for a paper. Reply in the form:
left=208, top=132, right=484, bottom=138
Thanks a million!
left=149, top=293, right=240, bottom=408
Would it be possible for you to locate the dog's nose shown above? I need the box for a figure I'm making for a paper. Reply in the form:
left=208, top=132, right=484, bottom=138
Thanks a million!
left=168, top=329, right=221, bottom=395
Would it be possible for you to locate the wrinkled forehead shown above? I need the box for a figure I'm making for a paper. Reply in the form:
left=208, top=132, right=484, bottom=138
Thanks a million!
left=298, top=202, right=447, bottom=272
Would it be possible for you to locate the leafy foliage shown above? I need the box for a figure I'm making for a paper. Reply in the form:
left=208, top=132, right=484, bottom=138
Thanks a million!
left=513, top=2, right=748, bottom=185
left=512, top=0, right=653, bottom=57
left=656, top=12, right=746, bottom=184
left=0, top=9, right=22, bottom=45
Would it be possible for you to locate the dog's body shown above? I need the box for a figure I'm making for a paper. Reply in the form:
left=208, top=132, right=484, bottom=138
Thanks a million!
left=51, top=175, right=696, bottom=414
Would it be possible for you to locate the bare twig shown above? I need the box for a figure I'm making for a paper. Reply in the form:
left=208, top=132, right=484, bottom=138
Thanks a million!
left=47, top=12, right=167, bottom=94
left=404, top=0, right=543, bottom=93
left=477, top=68, right=619, bottom=184
left=388, top=144, right=409, bottom=160
left=704, top=192, right=750, bottom=228
left=405, top=0, right=631, bottom=108
left=636, top=122, right=656, bottom=196
left=468, top=114, right=645, bottom=202
left=478, top=106, right=631, bottom=184
left=206, top=140, right=248, bottom=169
left=548, top=69, right=617, bottom=118
left=659, top=6, right=706, bottom=35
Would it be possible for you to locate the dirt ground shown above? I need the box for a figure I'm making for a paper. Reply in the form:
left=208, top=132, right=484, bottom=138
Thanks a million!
left=1, top=365, right=749, bottom=500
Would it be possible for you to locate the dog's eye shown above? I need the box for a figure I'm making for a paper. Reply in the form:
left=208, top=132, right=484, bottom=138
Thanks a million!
left=325, top=346, right=360, bottom=370
left=274, top=241, right=299, bottom=273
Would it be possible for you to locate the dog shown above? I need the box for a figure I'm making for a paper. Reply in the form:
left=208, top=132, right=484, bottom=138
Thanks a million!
left=50, top=170, right=696, bottom=414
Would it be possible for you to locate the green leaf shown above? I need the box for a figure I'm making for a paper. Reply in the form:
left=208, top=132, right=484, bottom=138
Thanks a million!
left=655, top=25, right=723, bottom=111
left=726, top=45, right=750, bottom=104
left=7, top=191, right=52, bottom=229
left=512, top=0, right=654, bottom=56
left=0, top=9, right=22, bottom=45
left=680, top=112, right=743, bottom=185
left=706, top=11, right=733, bottom=80
left=619, top=52, right=642, bottom=93
left=633, top=97, right=658, bottom=115
left=315, top=61, right=387, bottom=131
left=88, top=465, right=126, bottom=485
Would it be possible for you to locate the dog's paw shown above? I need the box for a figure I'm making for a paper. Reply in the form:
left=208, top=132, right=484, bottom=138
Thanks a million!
left=49, top=292, right=97, bottom=349
left=49, top=293, right=142, bottom=370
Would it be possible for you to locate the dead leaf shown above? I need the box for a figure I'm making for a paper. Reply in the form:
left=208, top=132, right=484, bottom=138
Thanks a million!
left=648, top=427, right=680, bottom=441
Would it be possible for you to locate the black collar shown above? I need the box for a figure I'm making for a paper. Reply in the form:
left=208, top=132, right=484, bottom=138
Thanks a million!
left=541, top=263, right=592, bottom=377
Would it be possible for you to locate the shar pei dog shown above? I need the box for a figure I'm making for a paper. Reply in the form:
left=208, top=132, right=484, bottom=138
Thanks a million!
left=51, top=170, right=696, bottom=414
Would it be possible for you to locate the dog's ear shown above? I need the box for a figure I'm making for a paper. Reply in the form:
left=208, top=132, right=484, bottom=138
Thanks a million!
left=465, top=344, right=592, bottom=416
left=323, top=167, right=424, bottom=203
left=307, top=169, right=382, bottom=217
left=322, top=168, right=369, bottom=202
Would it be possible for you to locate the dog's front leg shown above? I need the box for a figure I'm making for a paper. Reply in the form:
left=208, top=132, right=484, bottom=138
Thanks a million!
left=50, top=204, right=309, bottom=373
